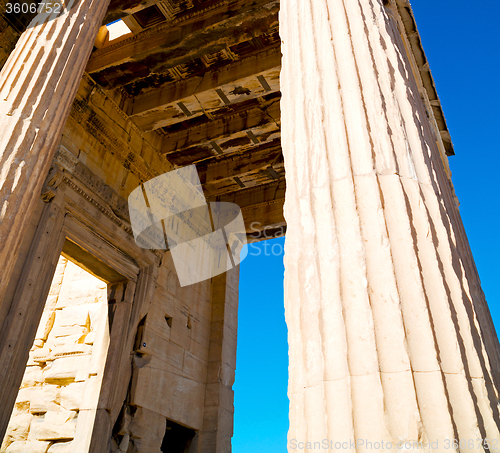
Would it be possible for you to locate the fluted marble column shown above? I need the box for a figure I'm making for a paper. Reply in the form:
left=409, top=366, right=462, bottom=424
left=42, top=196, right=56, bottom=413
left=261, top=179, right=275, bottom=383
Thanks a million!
left=281, top=0, right=500, bottom=451
left=0, top=0, right=111, bottom=311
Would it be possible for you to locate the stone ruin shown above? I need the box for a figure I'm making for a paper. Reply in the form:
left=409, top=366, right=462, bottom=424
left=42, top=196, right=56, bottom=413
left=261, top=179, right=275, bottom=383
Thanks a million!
left=1, top=0, right=499, bottom=451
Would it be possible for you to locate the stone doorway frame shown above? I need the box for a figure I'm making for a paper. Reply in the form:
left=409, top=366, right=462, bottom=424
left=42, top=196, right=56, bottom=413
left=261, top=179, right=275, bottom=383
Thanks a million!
left=0, top=150, right=160, bottom=452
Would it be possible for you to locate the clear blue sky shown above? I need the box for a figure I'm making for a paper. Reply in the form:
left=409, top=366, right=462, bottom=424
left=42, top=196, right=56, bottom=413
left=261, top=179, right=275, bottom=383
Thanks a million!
left=233, top=3, right=500, bottom=452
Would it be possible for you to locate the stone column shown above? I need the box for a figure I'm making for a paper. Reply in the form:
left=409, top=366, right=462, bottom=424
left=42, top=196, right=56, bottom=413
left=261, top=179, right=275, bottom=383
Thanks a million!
left=201, top=268, right=239, bottom=453
left=0, top=0, right=111, bottom=313
left=280, top=0, right=500, bottom=450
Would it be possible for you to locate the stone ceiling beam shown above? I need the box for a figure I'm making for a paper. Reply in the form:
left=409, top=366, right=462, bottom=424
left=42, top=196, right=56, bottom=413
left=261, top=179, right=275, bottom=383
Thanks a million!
left=241, top=198, right=285, bottom=240
left=162, top=99, right=280, bottom=155
left=127, top=48, right=280, bottom=115
left=166, top=123, right=281, bottom=167
left=126, top=48, right=281, bottom=131
left=103, top=0, right=276, bottom=29
left=218, top=176, right=284, bottom=204
left=212, top=177, right=286, bottom=240
left=198, top=140, right=282, bottom=184
left=163, top=102, right=281, bottom=168
left=197, top=140, right=282, bottom=196
left=165, top=120, right=281, bottom=167
left=217, top=177, right=285, bottom=208
left=104, top=0, right=158, bottom=23
left=88, top=0, right=279, bottom=77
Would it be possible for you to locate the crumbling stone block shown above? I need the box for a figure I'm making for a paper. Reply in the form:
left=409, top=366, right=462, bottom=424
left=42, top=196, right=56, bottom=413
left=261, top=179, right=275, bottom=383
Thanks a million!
left=0, top=413, right=32, bottom=449
left=4, top=441, right=50, bottom=453
left=28, top=411, right=77, bottom=442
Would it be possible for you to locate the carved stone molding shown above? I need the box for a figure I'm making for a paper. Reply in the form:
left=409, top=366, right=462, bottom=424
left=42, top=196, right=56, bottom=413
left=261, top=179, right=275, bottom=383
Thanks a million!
left=48, top=146, right=134, bottom=236
left=41, top=164, right=65, bottom=203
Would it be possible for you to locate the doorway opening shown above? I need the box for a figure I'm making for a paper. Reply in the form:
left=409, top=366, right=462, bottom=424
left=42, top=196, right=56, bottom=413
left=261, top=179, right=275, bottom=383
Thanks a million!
left=160, top=419, right=196, bottom=453
left=1, top=240, right=124, bottom=452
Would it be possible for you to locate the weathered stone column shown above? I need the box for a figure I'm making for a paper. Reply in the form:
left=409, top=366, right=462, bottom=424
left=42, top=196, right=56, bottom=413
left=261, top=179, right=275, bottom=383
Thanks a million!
left=0, top=0, right=111, bottom=313
left=281, top=0, right=500, bottom=450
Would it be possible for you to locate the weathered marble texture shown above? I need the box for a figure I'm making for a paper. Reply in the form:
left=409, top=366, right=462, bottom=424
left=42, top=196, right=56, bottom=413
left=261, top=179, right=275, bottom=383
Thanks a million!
left=1, top=257, right=108, bottom=453
left=280, top=0, right=500, bottom=450
left=0, top=0, right=111, bottom=318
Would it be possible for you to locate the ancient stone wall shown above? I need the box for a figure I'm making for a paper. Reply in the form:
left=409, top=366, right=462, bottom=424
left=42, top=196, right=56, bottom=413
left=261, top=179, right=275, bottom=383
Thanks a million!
left=60, top=74, right=170, bottom=201
left=1, top=233, right=237, bottom=452
left=107, top=257, right=239, bottom=453
left=111, top=253, right=213, bottom=452
left=1, top=257, right=108, bottom=453
left=0, top=242, right=236, bottom=451
left=0, top=66, right=238, bottom=450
